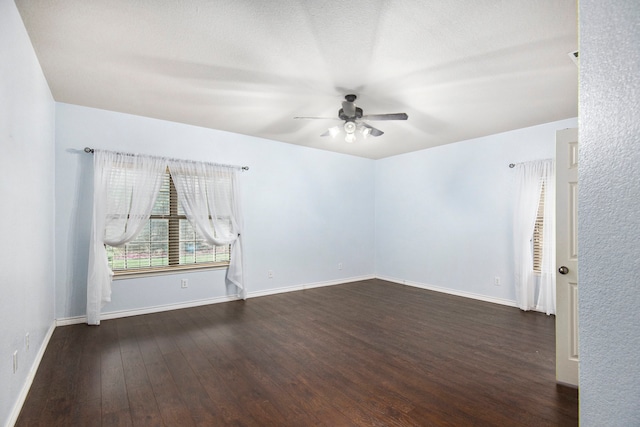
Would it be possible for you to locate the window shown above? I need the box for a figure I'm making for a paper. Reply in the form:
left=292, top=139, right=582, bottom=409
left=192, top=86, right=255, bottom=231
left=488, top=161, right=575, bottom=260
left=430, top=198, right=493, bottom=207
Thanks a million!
left=106, top=169, right=230, bottom=275
left=532, top=182, right=545, bottom=273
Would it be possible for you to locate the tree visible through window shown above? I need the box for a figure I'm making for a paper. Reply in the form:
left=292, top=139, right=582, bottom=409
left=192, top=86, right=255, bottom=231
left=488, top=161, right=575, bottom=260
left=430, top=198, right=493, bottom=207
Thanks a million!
left=106, top=169, right=230, bottom=273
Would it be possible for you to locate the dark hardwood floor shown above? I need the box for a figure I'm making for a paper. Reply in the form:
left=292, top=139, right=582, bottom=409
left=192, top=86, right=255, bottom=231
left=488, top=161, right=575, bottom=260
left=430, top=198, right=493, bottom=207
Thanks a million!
left=16, top=279, right=578, bottom=426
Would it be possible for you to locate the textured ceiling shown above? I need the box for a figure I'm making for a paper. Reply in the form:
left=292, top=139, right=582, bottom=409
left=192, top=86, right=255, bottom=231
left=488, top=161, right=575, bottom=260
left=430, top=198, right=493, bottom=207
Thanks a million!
left=15, top=0, right=577, bottom=159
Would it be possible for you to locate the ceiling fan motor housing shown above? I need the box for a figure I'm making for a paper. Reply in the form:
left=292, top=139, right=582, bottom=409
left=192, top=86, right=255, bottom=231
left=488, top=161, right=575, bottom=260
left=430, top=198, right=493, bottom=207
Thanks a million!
left=338, top=94, right=362, bottom=120
left=339, top=107, right=363, bottom=120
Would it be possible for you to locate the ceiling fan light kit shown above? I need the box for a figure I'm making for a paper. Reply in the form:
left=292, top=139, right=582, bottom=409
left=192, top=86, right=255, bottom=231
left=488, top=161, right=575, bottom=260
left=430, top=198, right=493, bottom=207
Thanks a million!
left=295, top=94, right=408, bottom=143
left=344, top=121, right=357, bottom=134
left=328, top=126, right=341, bottom=138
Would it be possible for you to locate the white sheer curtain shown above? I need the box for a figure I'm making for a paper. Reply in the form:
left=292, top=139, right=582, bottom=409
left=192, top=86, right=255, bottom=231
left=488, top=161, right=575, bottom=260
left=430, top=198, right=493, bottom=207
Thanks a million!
left=167, top=159, right=245, bottom=298
left=538, top=165, right=556, bottom=315
left=87, top=151, right=166, bottom=325
left=513, top=159, right=556, bottom=315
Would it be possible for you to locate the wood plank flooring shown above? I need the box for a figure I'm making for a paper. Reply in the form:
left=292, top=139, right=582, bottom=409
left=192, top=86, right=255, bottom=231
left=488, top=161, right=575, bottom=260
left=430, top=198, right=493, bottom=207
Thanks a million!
left=16, top=279, right=578, bottom=426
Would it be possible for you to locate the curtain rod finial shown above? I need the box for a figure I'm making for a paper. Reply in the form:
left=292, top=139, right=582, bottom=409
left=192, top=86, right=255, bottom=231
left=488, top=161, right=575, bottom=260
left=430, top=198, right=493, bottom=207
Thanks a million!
left=84, top=147, right=94, bottom=153
left=509, top=163, right=515, bottom=168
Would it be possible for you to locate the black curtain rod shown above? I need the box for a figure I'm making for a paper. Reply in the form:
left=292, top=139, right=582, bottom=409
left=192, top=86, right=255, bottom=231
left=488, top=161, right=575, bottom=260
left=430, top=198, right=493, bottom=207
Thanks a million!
left=83, top=147, right=249, bottom=171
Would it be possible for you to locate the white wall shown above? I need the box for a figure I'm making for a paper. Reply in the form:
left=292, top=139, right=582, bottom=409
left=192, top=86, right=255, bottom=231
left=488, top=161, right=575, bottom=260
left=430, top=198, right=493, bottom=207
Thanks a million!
left=375, top=118, right=578, bottom=304
left=0, top=1, right=56, bottom=426
left=55, top=103, right=375, bottom=320
left=579, top=1, right=640, bottom=425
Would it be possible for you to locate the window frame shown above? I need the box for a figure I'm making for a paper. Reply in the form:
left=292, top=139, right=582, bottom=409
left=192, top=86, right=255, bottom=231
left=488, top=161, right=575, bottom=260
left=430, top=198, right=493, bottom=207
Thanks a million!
left=107, top=168, right=231, bottom=278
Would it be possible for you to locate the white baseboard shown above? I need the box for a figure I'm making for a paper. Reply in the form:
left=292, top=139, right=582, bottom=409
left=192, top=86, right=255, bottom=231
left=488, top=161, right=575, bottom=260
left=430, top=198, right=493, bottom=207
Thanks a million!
left=56, top=275, right=513, bottom=326
left=377, top=275, right=518, bottom=308
left=247, top=275, right=376, bottom=299
left=6, top=320, right=56, bottom=427
left=55, top=315, right=87, bottom=326
left=56, top=294, right=241, bottom=326
left=56, top=275, right=376, bottom=325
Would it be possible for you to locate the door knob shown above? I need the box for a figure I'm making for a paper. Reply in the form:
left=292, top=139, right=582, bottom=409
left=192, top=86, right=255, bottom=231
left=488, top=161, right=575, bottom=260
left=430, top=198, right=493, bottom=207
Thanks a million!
left=558, top=266, right=569, bottom=275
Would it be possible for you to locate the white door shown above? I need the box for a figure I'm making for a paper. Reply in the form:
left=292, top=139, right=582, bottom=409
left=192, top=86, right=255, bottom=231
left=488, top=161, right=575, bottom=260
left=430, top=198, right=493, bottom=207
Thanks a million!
left=556, top=128, right=579, bottom=386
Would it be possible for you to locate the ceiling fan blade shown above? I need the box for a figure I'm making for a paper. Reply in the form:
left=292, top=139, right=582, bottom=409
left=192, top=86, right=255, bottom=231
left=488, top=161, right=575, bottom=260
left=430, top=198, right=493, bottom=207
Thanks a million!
left=362, top=113, right=408, bottom=121
left=294, top=116, right=340, bottom=120
left=362, top=123, right=384, bottom=137
left=341, top=101, right=357, bottom=118
left=320, top=126, right=341, bottom=138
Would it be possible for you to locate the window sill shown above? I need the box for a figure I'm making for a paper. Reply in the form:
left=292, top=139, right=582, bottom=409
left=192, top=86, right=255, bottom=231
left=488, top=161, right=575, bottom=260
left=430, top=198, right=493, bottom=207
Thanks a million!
left=112, top=263, right=229, bottom=280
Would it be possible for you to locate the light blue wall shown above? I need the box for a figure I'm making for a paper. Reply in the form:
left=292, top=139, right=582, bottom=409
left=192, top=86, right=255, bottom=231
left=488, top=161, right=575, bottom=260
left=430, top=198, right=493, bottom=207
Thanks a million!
left=375, top=118, right=578, bottom=304
left=0, top=1, right=56, bottom=425
left=579, top=0, right=640, bottom=425
left=55, top=103, right=376, bottom=319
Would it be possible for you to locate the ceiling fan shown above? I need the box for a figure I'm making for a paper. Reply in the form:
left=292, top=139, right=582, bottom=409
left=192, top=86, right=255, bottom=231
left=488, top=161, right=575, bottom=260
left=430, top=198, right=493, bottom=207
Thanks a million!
left=294, top=94, right=408, bottom=143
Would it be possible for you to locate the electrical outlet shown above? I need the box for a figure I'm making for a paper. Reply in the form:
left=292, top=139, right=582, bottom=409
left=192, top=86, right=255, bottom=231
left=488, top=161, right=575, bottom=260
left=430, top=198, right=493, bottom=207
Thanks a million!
left=25, top=333, right=29, bottom=351
left=338, top=263, right=343, bottom=270
left=268, top=270, right=274, bottom=279
left=494, top=276, right=501, bottom=286
left=13, top=351, right=18, bottom=373
left=181, top=279, right=188, bottom=288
